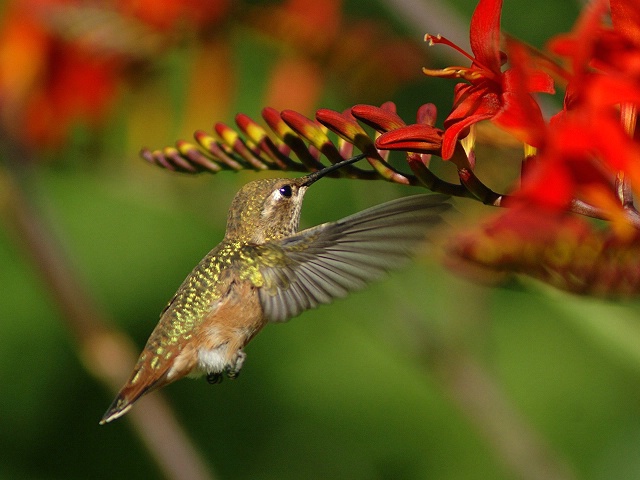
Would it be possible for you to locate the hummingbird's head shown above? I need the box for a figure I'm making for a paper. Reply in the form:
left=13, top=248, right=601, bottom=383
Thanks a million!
left=224, top=154, right=366, bottom=243
left=224, top=177, right=310, bottom=243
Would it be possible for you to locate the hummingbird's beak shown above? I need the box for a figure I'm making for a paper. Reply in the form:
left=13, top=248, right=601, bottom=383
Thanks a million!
left=300, top=153, right=367, bottom=187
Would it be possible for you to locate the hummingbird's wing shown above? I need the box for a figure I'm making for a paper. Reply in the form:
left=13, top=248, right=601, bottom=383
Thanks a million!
left=250, top=194, right=451, bottom=322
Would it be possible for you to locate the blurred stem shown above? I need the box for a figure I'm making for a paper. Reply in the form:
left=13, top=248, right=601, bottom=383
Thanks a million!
left=0, top=157, right=216, bottom=480
left=424, top=346, right=576, bottom=480
left=534, top=283, right=640, bottom=376
left=393, top=281, right=576, bottom=480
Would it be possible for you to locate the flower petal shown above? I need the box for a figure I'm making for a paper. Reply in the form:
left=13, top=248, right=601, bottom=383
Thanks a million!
left=351, top=104, right=406, bottom=132
left=469, top=0, right=504, bottom=75
left=375, top=124, right=443, bottom=154
left=441, top=84, right=499, bottom=159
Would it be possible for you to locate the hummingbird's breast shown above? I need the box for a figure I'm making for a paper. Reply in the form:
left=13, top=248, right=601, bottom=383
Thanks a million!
left=142, top=241, right=267, bottom=378
left=191, top=276, right=266, bottom=375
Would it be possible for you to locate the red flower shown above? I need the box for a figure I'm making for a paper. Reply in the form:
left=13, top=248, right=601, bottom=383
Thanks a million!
left=517, top=0, right=640, bottom=213
left=423, top=0, right=554, bottom=159
left=352, top=103, right=447, bottom=164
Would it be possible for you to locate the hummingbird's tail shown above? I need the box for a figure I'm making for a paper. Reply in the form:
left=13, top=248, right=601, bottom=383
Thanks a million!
left=100, top=375, right=163, bottom=425
left=99, top=355, right=173, bottom=424
left=99, top=387, right=144, bottom=424
left=100, top=383, right=152, bottom=424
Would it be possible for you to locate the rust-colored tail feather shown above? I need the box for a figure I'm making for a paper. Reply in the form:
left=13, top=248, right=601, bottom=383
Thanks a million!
left=100, top=360, right=170, bottom=424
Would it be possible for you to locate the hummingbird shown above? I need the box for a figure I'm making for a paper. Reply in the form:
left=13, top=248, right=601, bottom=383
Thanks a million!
left=100, top=154, right=450, bottom=424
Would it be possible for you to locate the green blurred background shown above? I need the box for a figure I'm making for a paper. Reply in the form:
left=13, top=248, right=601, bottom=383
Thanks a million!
left=3, top=0, right=640, bottom=479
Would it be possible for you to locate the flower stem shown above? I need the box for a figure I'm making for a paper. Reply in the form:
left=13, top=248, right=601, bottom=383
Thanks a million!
left=0, top=153, right=216, bottom=480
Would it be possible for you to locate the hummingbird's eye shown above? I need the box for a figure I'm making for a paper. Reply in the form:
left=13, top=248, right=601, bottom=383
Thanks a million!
left=278, top=185, right=293, bottom=198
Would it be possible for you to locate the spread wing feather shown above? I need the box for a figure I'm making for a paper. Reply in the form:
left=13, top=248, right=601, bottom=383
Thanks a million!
left=249, top=194, right=451, bottom=322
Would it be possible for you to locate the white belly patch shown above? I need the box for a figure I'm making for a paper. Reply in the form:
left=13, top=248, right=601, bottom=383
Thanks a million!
left=197, top=345, right=228, bottom=374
